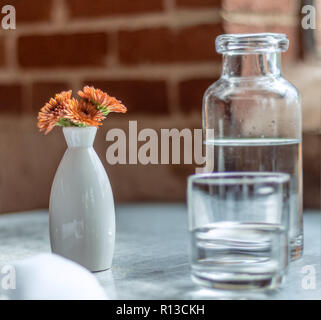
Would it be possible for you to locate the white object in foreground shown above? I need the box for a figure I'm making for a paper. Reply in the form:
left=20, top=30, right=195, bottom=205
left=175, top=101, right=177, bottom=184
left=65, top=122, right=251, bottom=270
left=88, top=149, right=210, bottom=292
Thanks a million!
left=7, top=253, right=107, bottom=300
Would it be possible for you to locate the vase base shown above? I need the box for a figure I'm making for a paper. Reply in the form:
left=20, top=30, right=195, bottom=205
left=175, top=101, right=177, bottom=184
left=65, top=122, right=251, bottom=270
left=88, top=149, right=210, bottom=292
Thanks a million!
left=50, top=249, right=113, bottom=273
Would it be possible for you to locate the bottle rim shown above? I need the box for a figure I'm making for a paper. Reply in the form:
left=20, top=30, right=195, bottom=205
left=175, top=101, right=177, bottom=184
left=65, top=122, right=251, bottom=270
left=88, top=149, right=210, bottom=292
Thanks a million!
left=216, top=33, right=289, bottom=54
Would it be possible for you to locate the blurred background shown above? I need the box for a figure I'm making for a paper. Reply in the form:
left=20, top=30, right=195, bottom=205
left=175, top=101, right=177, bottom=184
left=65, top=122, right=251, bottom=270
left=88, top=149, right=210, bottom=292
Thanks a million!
left=0, top=0, right=319, bottom=213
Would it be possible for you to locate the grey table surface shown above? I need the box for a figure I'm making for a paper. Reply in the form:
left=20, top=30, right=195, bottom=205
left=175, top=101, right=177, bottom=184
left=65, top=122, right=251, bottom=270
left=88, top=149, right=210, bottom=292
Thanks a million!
left=0, top=204, right=320, bottom=300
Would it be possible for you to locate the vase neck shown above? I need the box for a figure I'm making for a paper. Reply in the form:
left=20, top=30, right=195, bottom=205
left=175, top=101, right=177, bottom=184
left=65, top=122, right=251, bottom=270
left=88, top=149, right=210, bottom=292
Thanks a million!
left=63, top=127, right=97, bottom=148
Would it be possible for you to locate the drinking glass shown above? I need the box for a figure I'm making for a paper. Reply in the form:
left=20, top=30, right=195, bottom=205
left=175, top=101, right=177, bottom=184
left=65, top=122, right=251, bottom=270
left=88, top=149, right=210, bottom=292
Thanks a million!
left=187, top=172, right=290, bottom=291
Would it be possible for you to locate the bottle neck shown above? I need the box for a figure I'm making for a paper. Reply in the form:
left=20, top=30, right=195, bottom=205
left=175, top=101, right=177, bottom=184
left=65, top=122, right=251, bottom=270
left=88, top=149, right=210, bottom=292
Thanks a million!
left=221, top=52, right=282, bottom=78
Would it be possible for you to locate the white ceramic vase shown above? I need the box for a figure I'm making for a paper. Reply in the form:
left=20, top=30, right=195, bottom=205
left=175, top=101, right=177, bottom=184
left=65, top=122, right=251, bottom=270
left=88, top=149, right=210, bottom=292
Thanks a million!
left=49, top=126, right=115, bottom=272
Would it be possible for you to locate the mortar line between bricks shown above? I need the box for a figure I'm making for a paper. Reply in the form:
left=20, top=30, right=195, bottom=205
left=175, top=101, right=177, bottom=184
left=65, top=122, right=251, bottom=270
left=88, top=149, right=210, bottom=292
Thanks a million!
left=163, top=0, right=176, bottom=12
left=8, top=9, right=221, bottom=36
left=66, top=76, right=81, bottom=95
left=221, top=10, right=298, bottom=26
left=21, top=80, right=32, bottom=113
left=0, top=63, right=222, bottom=82
left=0, top=113, right=205, bottom=131
left=3, top=33, right=17, bottom=71
left=106, top=32, right=120, bottom=67
left=167, top=78, right=180, bottom=116
left=51, top=0, right=68, bottom=26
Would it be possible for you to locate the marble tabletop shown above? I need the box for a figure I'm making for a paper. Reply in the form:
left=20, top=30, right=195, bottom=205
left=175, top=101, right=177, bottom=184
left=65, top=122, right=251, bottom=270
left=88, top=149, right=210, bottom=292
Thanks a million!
left=0, top=204, right=320, bottom=300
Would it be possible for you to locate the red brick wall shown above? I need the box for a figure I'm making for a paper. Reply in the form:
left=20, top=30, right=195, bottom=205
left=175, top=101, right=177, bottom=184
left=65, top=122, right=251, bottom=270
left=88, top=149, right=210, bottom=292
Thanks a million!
left=0, top=0, right=301, bottom=116
left=0, top=0, right=309, bottom=212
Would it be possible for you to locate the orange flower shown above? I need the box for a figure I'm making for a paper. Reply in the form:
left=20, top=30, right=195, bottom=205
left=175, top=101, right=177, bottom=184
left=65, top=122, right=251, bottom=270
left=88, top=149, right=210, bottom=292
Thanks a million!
left=37, top=90, right=72, bottom=134
left=78, top=86, right=127, bottom=115
left=55, top=90, right=72, bottom=105
left=64, top=98, right=106, bottom=127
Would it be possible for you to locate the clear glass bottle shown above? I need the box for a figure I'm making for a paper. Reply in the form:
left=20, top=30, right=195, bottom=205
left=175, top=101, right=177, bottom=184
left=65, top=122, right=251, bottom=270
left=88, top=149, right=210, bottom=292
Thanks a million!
left=203, top=33, right=302, bottom=260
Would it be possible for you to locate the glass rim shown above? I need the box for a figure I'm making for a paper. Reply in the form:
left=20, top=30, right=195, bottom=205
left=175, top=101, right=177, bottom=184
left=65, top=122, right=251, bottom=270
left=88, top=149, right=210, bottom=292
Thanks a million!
left=215, top=33, right=289, bottom=54
left=188, top=172, right=290, bottom=186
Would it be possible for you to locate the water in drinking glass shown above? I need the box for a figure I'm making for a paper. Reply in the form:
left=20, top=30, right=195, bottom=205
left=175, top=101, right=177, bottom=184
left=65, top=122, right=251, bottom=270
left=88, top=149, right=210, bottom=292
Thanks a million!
left=190, top=222, right=288, bottom=290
